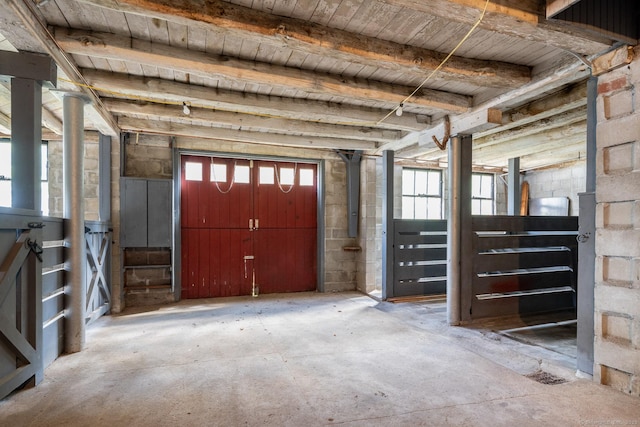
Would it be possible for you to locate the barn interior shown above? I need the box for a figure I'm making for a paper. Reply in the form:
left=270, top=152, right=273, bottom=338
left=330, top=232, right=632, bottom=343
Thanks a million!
left=1, top=0, right=640, bottom=423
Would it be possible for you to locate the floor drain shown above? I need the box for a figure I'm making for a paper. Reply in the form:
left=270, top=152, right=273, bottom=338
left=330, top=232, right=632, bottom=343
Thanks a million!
left=525, top=370, right=567, bottom=385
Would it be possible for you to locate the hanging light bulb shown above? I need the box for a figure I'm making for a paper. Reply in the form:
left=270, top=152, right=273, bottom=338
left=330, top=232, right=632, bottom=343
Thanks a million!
left=396, top=103, right=404, bottom=117
left=183, top=102, right=191, bottom=115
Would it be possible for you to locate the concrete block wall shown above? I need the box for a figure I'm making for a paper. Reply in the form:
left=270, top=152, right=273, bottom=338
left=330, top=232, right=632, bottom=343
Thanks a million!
left=593, top=47, right=640, bottom=396
left=522, top=161, right=586, bottom=216
left=324, top=158, right=358, bottom=292
left=110, top=135, right=123, bottom=312
left=357, top=157, right=382, bottom=294
left=47, top=134, right=100, bottom=220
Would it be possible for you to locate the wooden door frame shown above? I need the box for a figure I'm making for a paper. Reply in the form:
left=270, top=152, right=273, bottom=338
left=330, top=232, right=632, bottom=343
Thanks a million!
left=172, top=149, right=325, bottom=300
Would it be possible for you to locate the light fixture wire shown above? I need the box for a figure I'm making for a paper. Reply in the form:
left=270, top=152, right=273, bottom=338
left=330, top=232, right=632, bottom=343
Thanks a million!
left=377, top=0, right=491, bottom=125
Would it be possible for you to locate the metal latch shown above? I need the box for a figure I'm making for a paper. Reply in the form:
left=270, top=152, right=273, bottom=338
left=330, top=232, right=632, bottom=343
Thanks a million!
left=576, top=232, right=590, bottom=243
left=26, top=238, right=43, bottom=262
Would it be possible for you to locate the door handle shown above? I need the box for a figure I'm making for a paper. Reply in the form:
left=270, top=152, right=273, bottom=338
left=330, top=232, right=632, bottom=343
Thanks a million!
left=255, top=219, right=259, bottom=230
left=249, top=219, right=253, bottom=230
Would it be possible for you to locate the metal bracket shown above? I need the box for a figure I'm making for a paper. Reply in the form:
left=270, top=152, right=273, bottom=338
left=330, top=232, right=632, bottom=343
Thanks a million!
left=25, top=238, right=43, bottom=262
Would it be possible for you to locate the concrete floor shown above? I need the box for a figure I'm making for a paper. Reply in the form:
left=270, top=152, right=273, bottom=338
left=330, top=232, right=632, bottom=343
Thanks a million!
left=1, top=292, right=639, bottom=426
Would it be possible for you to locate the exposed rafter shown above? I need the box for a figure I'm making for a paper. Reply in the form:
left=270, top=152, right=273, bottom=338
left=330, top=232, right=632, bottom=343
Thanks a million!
left=386, top=0, right=613, bottom=55
left=80, top=69, right=429, bottom=132
left=1, top=0, right=119, bottom=137
left=381, top=61, right=590, bottom=155
left=118, top=117, right=378, bottom=151
left=72, top=0, right=531, bottom=89
left=103, top=98, right=402, bottom=143
left=54, top=28, right=472, bottom=113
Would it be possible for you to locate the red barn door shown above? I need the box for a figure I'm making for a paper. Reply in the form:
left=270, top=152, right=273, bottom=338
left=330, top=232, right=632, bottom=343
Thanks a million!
left=180, top=155, right=317, bottom=298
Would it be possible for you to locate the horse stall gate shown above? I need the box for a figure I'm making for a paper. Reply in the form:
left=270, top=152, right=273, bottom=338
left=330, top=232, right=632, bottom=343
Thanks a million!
left=391, top=219, right=448, bottom=298
left=462, top=216, right=579, bottom=322
left=0, top=210, right=112, bottom=400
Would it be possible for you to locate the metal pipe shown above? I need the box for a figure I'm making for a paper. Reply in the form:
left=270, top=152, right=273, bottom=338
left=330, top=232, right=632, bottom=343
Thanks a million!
left=381, top=150, right=394, bottom=299
left=507, top=157, right=520, bottom=216
left=586, top=76, right=597, bottom=193
left=447, top=136, right=461, bottom=325
left=63, top=93, right=87, bottom=353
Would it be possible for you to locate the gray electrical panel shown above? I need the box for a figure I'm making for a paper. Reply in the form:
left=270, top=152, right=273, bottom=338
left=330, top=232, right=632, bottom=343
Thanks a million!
left=120, top=178, right=172, bottom=247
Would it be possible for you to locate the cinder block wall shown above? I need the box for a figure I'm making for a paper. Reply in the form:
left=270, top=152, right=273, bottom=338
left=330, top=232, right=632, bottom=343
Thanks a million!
left=523, top=161, right=586, bottom=216
left=48, top=134, right=100, bottom=220
left=593, top=47, right=640, bottom=396
left=357, top=157, right=382, bottom=294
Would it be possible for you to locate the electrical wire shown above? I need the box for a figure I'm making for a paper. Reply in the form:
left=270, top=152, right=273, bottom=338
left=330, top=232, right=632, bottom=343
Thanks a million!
left=377, top=0, right=491, bottom=125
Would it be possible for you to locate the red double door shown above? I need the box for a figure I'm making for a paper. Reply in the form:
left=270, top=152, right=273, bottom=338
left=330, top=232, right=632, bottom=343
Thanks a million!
left=180, top=155, right=317, bottom=298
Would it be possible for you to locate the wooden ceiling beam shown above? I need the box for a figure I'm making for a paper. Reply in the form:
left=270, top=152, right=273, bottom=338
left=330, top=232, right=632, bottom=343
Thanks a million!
left=81, top=69, right=429, bottom=132
left=1, top=0, right=119, bottom=137
left=387, top=0, right=612, bottom=56
left=473, top=107, right=586, bottom=150
left=478, top=80, right=587, bottom=139
left=72, top=0, right=530, bottom=89
left=0, top=112, right=11, bottom=135
left=117, top=117, right=378, bottom=151
left=55, top=28, right=471, bottom=113
left=378, top=107, right=502, bottom=153
left=389, top=61, right=590, bottom=155
left=103, top=98, right=402, bottom=143
left=0, top=80, right=63, bottom=135
left=398, top=106, right=586, bottom=160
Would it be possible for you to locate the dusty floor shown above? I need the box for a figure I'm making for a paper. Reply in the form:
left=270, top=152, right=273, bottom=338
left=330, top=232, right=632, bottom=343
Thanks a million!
left=1, top=292, right=639, bottom=426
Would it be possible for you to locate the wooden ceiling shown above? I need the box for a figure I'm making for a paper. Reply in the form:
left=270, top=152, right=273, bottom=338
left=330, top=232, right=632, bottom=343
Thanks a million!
left=0, top=0, right=625, bottom=170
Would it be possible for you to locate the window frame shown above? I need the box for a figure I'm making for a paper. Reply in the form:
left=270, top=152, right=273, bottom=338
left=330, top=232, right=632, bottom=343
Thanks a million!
left=0, top=140, right=49, bottom=215
left=401, top=167, right=443, bottom=220
left=471, top=172, right=495, bottom=216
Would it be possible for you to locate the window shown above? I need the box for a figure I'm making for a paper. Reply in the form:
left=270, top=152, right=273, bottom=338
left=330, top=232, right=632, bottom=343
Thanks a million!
left=184, top=161, right=203, bottom=181
left=234, top=165, right=250, bottom=184
left=472, top=173, right=494, bottom=215
left=299, top=168, right=314, bottom=186
left=278, top=167, right=295, bottom=186
left=210, top=163, right=227, bottom=182
left=259, top=166, right=274, bottom=184
left=402, top=168, right=442, bottom=220
left=0, top=140, right=49, bottom=215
